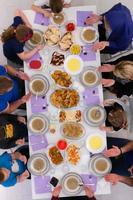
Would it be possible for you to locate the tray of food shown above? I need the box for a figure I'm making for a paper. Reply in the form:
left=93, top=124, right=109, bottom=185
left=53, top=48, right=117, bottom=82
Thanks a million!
left=50, top=51, right=65, bottom=67
left=59, top=110, right=82, bottom=122
left=60, top=122, right=85, bottom=140
left=44, top=25, right=61, bottom=46
left=66, top=143, right=81, bottom=165
left=59, top=32, right=73, bottom=51
left=48, top=145, right=64, bottom=165
left=50, top=89, right=80, bottom=108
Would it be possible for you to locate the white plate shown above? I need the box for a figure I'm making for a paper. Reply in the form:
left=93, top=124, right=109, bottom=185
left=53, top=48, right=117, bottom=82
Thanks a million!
left=29, top=74, right=50, bottom=96
left=84, top=105, right=106, bottom=127
left=28, top=114, right=49, bottom=134
left=81, top=26, right=98, bottom=44
left=64, top=55, right=84, bottom=75
left=25, top=29, right=45, bottom=50
left=86, top=133, right=106, bottom=154
left=27, top=153, right=50, bottom=176
left=88, top=154, right=112, bottom=177
left=80, top=67, right=101, bottom=88
left=61, top=172, right=83, bottom=195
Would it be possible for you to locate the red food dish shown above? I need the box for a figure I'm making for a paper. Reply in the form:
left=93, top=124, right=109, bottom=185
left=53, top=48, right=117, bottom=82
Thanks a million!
left=57, top=139, right=68, bottom=150
left=66, top=22, right=75, bottom=32
left=29, top=60, right=42, bottom=69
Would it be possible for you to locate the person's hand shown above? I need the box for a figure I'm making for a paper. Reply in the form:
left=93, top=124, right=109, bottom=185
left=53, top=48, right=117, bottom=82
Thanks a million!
left=36, top=44, right=45, bottom=51
left=85, top=14, right=102, bottom=25
left=17, top=71, right=30, bottom=81
left=128, top=165, right=133, bottom=176
left=92, top=41, right=109, bottom=51
left=19, top=154, right=27, bottom=164
left=103, top=99, right=115, bottom=106
left=16, top=138, right=25, bottom=146
left=99, top=124, right=113, bottom=132
left=84, top=186, right=94, bottom=198
left=104, top=173, right=121, bottom=185
left=52, top=185, right=62, bottom=197
left=64, top=3, right=71, bottom=8
left=20, top=170, right=29, bottom=182
left=20, top=92, right=31, bottom=104
left=103, top=146, right=121, bottom=157
left=97, top=64, right=115, bottom=72
left=101, top=78, right=115, bottom=87
left=43, top=10, right=52, bottom=18
left=17, top=116, right=26, bottom=124
left=26, top=23, right=32, bottom=29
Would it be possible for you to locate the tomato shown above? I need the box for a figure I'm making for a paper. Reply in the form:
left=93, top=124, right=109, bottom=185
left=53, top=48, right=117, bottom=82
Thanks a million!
left=66, top=23, right=75, bottom=32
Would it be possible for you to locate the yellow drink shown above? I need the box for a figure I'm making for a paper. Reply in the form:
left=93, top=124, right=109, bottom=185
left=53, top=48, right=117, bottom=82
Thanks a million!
left=89, top=135, right=103, bottom=150
left=67, top=58, right=81, bottom=72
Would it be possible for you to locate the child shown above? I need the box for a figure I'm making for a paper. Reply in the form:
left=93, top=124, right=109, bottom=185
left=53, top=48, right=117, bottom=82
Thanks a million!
left=32, top=0, right=72, bottom=17
left=1, top=9, right=43, bottom=68
left=0, top=114, right=28, bottom=149
left=0, top=64, right=31, bottom=113
left=99, top=61, right=133, bottom=97
left=85, top=3, right=133, bottom=54
left=100, top=96, right=133, bottom=134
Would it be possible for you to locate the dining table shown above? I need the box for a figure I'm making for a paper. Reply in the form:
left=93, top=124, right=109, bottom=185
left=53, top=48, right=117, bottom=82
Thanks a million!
left=23, top=5, right=111, bottom=200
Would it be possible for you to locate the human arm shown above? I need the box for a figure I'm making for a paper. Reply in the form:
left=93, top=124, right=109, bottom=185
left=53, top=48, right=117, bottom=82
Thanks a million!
left=17, top=44, right=44, bottom=61
left=92, top=41, right=109, bottom=51
left=51, top=186, right=62, bottom=200
left=14, top=9, right=32, bottom=28
left=105, top=173, right=133, bottom=187
left=11, top=151, right=27, bottom=164
left=98, top=64, right=115, bottom=72
left=99, top=124, right=114, bottom=132
left=31, top=4, right=52, bottom=17
left=3, top=93, right=31, bottom=114
left=4, top=65, right=29, bottom=80
left=17, top=170, right=29, bottom=183
left=84, top=186, right=96, bottom=200
left=85, top=14, right=103, bottom=25
left=101, top=78, right=115, bottom=87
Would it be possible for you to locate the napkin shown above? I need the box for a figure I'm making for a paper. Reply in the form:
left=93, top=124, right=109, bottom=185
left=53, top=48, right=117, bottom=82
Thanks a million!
left=79, top=45, right=96, bottom=61
left=29, top=134, right=48, bottom=152
left=83, top=88, right=100, bottom=105
left=34, top=176, right=52, bottom=194
left=30, top=95, right=48, bottom=113
left=34, top=12, right=50, bottom=26
left=81, top=174, right=97, bottom=192
left=96, top=178, right=111, bottom=195
left=76, top=11, right=93, bottom=27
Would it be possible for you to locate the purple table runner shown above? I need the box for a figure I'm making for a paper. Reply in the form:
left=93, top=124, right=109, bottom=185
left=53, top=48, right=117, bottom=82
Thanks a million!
left=29, top=134, right=48, bottom=152
left=30, top=95, right=48, bottom=113
left=34, top=176, right=52, bottom=194
left=81, top=174, right=97, bottom=192
left=76, top=11, right=93, bottom=27
left=83, top=87, right=100, bottom=105
left=34, top=12, right=50, bottom=26
left=80, top=45, right=96, bottom=61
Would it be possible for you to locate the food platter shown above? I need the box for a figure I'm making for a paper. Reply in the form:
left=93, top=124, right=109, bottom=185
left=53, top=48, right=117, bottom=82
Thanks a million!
left=61, top=172, right=83, bottom=195
left=27, top=153, right=50, bottom=176
left=28, top=114, right=49, bottom=134
left=60, top=122, right=85, bottom=140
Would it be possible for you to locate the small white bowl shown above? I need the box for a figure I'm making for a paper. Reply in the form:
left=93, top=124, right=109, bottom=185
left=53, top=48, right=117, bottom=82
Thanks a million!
left=81, top=26, right=98, bottom=44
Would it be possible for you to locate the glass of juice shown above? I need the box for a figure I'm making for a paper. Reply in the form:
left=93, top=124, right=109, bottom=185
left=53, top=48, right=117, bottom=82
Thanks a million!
left=57, top=139, right=68, bottom=150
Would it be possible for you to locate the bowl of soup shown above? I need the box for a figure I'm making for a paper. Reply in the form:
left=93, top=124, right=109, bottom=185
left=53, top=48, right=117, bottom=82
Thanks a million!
left=51, top=12, right=65, bottom=26
left=88, top=154, right=112, bottom=177
left=81, top=67, right=101, bottom=88
left=81, top=27, right=98, bottom=44
left=29, top=75, right=50, bottom=96
left=84, top=105, right=106, bottom=127
left=28, top=114, right=49, bottom=134
left=28, top=153, right=50, bottom=176
left=61, top=172, right=83, bottom=195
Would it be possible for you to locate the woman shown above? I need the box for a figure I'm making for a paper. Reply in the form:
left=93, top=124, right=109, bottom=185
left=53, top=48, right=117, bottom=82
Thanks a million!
left=32, top=0, right=72, bottom=17
left=0, top=114, right=28, bottom=149
left=100, top=96, right=133, bottom=134
left=51, top=185, right=96, bottom=200
left=1, top=9, right=43, bottom=68
left=0, top=145, right=29, bottom=187
left=0, top=64, right=31, bottom=113
left=85, top=3, right=133, bottom=54
left=99, top=61, right=133, bottom=97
